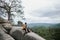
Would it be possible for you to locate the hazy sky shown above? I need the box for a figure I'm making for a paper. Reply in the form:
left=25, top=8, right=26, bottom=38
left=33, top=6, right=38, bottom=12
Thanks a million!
left=22, top=0, right=60, bottom=23
left=1, top=0, right=60, bottom=23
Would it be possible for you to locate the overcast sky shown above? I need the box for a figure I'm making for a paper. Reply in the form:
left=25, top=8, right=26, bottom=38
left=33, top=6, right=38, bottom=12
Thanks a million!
left=0, top=0, right=60, bottom=23
left=22, top=0, right=60, bottom=23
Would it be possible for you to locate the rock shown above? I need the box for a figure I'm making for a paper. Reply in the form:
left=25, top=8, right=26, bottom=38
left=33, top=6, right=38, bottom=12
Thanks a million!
left=0, top=28, right=5, bottom=40
left=0, top=17, right=8, bottom=23
left=0, top=28, right=15, bottom=40
left=2, top=23, right=12, bottom=31
left=0, top=24, right=8, bottom=33
left=23, top=32, right=45, bottom=40
left=0, top=23, right=12, bottom=34
left=10, top=27, right=25, bottom=40
left=0, top=17, right=12, bottom=33
left=10, top=27, right=45, bottom=40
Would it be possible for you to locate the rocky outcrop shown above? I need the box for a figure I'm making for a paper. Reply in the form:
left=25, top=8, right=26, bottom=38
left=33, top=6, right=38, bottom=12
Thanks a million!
left=0, top=17, right=8, bottom=23
left=23, top=32, right=45, bottom=40
left=0, top=27, right=15, bottom=40
left=0, top=23, right=45, bottom=40
left=0, top=24, right=8, bottom=33
left=2, top=23, right=12, bottom=29
left=10, top=27, right=25, bottom=40
left=10, top=27, right=45, bottom=40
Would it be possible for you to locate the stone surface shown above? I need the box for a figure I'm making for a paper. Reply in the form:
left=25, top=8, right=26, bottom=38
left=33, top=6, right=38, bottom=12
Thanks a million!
left=10, top=27, right=25, bottom=40
left=0, top=24, right=8, bottom=33
left=0, top=27, right=15, bottom=40
left=0, top=17, right=8, bottom=23
left=23, top=32, right=45, bottom=40
left=10, top=27, right=45, bottom=40
left=2, top=23, right=12, bottom=30
left=0, top=24, right=45, bottom=40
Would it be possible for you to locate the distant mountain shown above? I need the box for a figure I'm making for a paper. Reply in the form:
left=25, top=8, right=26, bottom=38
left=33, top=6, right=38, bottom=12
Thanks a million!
left=27, top=23, right=55, bottom=27
left=53, top=23, right=60, bottom=28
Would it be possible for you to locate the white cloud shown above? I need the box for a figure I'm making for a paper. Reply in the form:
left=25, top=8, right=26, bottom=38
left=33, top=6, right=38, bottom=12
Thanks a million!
left=22, top=0, right=60, bottom=23
left=25, top=14, right=60, bottom=23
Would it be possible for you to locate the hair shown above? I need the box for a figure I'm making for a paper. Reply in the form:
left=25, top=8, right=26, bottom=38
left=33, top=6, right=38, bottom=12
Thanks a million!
left=25, top=22, right=27, bottom=24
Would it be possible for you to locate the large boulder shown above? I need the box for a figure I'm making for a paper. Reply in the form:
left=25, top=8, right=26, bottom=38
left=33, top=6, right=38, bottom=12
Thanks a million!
left=0, top=27, right=15, bottom=40
left=23, top=32, right=45, bottom=40
left=0, top=24, right=8, bottom=33
left=0, top=17, right=12, bottom=33
left=2, top=22, right=12, bottom=31
left=10, top=27, right=45, bottom=40
left=10, top=27, right=25, bottom=40
left=0, top=22, right=12, bottom=34
left=0, top=17, right=8, bottom=23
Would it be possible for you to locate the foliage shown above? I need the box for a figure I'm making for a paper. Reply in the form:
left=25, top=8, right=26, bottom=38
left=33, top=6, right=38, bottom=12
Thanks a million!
left=30, top=23, right=60, bottom=40
left=0, top=0, right=24, bottom=24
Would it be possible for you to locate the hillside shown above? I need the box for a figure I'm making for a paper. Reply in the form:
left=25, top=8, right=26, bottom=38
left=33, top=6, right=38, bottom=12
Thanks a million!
left=28, top=23, right=56, bottom=28
left=30, top=23, right=60, bottom=40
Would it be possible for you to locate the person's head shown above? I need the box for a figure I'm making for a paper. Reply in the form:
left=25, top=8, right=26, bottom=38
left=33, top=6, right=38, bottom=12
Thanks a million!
left=25, top=22, right=27, bottom=25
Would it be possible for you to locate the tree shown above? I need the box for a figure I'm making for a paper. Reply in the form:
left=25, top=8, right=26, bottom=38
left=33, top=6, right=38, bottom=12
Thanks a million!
left=0, top=0, right=24, bottom=24
left=0, top=0, right=11, bottom=21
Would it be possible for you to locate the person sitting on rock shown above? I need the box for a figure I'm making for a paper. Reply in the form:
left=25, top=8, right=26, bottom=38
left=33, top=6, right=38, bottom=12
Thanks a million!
left=22, top=22, right=31, bottom=33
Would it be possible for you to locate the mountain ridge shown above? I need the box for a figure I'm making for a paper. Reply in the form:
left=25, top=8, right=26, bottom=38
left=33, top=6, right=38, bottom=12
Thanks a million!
left=27, top=23, right=60, bottom=28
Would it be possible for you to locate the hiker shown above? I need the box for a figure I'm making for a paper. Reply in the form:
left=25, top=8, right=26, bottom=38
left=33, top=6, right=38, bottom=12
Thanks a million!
left=22, top=22, right=27, bottom=32
left=22, top=22, right=31, bottom=33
